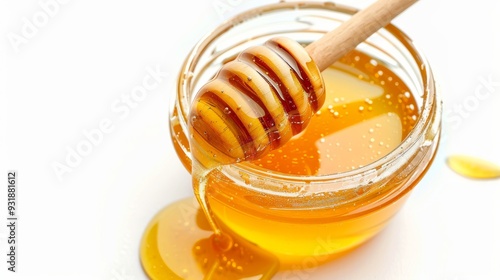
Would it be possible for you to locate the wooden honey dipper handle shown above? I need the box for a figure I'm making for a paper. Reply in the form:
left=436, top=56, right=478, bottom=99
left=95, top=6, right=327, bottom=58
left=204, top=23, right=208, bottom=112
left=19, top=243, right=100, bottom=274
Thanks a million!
left=306, top=0, right=418, bottom=71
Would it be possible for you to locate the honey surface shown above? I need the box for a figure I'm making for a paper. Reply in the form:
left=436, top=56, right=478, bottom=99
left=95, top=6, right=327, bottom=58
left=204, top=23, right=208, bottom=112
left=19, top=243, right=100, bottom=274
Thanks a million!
left=252, top=54, right=418, bottom=174
left=141, top=50, right=420, bottom=279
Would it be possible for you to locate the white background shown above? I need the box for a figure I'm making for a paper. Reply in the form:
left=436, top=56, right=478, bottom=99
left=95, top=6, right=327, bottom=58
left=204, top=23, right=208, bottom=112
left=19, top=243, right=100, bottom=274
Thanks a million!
left=1, top=0, right=500, bottom=279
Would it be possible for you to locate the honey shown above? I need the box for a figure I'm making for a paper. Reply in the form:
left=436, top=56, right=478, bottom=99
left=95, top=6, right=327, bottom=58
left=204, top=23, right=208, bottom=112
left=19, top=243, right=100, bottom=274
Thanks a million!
left=140, top=197, right=279, bottom=279
left=252, top=51, right=418, bottom=175
left=198, top=50, right=419, bottom=258
left=141, top=49, right=428, bottom=279
left=141, top=3, right=441, bottom=279
left=446, top=155, right=500, bottom=179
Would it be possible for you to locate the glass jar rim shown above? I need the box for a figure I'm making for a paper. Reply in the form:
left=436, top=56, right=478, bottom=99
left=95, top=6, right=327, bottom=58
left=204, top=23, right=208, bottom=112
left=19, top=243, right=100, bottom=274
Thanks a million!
left=175, top=1, right=439, bottom=184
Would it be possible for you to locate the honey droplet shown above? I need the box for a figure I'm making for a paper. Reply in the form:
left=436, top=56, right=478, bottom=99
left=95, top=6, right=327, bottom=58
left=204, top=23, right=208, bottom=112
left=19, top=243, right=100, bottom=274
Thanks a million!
left=446, top=155, right=500, bottom=179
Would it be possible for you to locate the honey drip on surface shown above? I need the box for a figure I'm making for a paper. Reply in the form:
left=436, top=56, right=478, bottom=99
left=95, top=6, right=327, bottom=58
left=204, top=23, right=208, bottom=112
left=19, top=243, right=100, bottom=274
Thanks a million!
left=140, top=198, right=279, bottom=280
left=447, top=155, right=500, bottom=179
left=140, top=50, right=421, bottom=279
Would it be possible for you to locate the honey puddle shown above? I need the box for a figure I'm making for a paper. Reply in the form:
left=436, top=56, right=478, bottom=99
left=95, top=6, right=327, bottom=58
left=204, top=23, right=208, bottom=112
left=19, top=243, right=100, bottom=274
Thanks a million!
left=447, top=155, right=500, bottom=179
left=140, top=197, right=279, bottom=279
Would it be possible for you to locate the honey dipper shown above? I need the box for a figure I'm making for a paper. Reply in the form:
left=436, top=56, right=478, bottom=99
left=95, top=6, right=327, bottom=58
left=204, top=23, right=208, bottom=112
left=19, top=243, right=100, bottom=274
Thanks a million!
left=190, top=0, right=418, bottom=168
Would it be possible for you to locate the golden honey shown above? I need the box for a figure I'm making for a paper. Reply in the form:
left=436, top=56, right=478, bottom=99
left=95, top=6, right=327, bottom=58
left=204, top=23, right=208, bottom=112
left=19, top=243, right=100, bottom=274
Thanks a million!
left=141, top=2, right=441, bottom=279
left=197, top=50, right=419, bottom=259
left=140, top=197, right=280, bottom=279
left=141, top=51, right=438, bottom=279
left=447, top=155, right=500, bottom=179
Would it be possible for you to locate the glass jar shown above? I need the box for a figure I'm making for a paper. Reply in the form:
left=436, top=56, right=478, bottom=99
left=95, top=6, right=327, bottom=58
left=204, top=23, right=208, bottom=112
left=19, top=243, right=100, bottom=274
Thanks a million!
left=169, top=1, right=441, bottom=262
